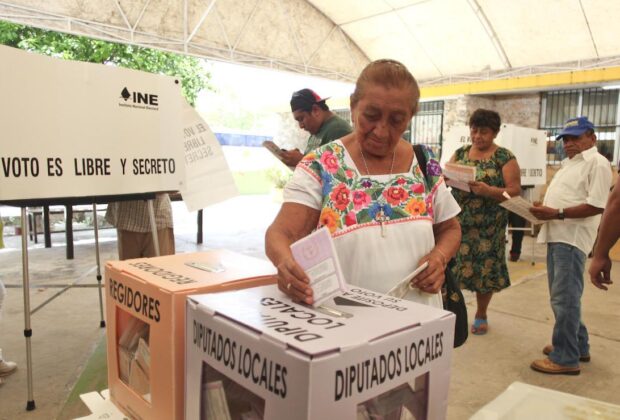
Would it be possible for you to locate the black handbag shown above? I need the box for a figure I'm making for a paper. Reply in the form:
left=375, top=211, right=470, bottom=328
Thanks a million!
left=413, top=144, right=468, bottom=348
left=442, top=260, right=468, bottom=347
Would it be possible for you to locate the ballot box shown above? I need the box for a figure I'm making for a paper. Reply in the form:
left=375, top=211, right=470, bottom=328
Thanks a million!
left=186, top=285, right=455, bottom=419
left=105, top=250, right=276, bottom=420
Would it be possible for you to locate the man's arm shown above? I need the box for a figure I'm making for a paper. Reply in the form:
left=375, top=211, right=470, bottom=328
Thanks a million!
left=530, top=203, right=604, bottom=220
left=589, top=182, right=620, bottom=290
left=280, top=149, right=304, bottom=167
left=593, top=182, right=620, bottom=255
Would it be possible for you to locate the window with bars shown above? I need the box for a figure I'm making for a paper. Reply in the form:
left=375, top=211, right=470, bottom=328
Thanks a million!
left=540, top=88, right=619, bottom=164
left=332, top=108, right=352, bottom=125
left=333, top=102, right=446, bottom=159
left=408, top=101, right=445, bottom=158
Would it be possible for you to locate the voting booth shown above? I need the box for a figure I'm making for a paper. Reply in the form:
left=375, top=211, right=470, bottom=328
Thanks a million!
left=440, top=123, right=547, bottom=263
left=186, top=285, right=455, bottom=420
left=440, top=123, right=547, bottom=187
left=0, top=44, right=237, bottom=410
left=0, top=46, right=185, bottom=201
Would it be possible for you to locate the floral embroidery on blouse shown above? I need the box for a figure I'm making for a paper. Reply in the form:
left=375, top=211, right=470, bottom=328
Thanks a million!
left=299, top=142, right=444, bottom=235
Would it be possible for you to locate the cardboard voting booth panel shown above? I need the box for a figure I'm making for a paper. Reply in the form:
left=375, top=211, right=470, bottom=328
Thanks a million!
left=470, top=381, right=620, bottom=419
left=186, top=285, right=455, bottom=420
left=440, top=124, right=547, bottom=186
left=0, top=45, right=184, bottom=201
left=105, top=250, right=276, bottom=420
left=180, top=104, right=238, bottom=212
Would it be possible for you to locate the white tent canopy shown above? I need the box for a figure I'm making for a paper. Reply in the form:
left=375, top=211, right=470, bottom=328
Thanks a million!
left=1, top=0, right=620, bottom=85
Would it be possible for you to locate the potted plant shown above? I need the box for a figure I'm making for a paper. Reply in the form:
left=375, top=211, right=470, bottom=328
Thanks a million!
left=266, top=167, right=292, bottom=202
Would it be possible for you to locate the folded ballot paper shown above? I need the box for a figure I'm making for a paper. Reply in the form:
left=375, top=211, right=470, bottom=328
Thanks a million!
left=290, top=227, right=347, bottom=307
left=499, top=191, right=546, bottom=225
left=386, top=262, right=429, bottom=299
left=443, top=162, right=476, bottom=192
left=262, top=140, right=295, bottom=171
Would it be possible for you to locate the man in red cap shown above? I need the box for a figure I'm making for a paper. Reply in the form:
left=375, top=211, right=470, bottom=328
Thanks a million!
left=281, top=88, right=351, bottom=167
left=529, top=116, right=612, bottom=375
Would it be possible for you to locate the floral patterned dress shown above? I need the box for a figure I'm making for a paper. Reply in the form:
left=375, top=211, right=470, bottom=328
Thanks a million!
left=284, top=140, right=461, bottom=308
left=450, top=145, right=515, bottom=293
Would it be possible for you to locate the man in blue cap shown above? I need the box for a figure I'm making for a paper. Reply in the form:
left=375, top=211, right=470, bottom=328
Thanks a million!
left=529, top=116, right=612, bottom=375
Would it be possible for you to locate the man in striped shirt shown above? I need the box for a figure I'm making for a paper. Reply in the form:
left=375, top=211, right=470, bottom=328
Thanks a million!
left=105, top=193, right=175, bottom=260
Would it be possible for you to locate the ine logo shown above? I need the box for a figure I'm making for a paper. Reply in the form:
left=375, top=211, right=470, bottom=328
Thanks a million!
left=119, top=87, right=159, bottom=110
left=120, top=87, right=131, bottom=101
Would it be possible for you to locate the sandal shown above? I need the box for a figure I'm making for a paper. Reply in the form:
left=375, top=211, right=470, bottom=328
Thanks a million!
left=471, top=318, right=488, bottom=335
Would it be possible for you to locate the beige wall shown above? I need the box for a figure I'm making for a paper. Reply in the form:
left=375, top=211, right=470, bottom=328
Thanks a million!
left=442, top=93, right=541, bottom=135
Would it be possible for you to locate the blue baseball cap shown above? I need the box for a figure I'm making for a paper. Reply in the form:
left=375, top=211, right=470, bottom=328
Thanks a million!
left=556, top=116, right=595, bottom=140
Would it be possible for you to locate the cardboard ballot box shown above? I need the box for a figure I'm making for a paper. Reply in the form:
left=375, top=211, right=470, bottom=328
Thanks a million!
left=105, top=250, right=276, bottom=420
left=186, top=285, right=455, bottom=420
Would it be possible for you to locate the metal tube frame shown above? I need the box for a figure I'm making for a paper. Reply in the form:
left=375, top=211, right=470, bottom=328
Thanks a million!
left=20, top=207, right=36, bottom=410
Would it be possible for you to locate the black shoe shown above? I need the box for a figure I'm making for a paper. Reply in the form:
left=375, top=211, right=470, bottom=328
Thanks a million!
left=509, top=252, right=520, bottom=262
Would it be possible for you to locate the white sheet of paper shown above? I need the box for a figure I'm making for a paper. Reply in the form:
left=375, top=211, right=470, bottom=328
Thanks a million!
left=263, top=140, right=295, bottom=171
left=444, top=162, right=476, bottom=192
left=500, top=192, right=546, bottom=225
left=446, top=178, right=471, bottom=192
left=443, top=162, right=477, bottom=182
left=386, top=262, right=430, bottom=299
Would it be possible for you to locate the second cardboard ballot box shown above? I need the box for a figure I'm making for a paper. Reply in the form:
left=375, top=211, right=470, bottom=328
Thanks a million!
left=105, top=250, right=276, bottom=420
left=186, top=285, right=455, bottom=420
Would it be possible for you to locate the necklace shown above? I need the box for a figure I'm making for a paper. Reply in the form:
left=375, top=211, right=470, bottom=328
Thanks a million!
left=359, top=148, right=396, bottom=176
left=359, top=147, right=396, bottom=238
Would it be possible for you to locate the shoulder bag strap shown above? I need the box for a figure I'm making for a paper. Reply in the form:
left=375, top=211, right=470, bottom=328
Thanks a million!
left=412, top=144, right=429, bottom=185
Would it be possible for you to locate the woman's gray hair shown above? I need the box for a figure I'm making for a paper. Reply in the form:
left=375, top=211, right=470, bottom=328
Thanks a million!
left=351, top=59, right=420, bottom=115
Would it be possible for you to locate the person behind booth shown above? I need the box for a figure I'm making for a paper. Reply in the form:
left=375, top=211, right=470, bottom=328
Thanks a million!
left=0, top=210, right=4, bottom=250
left=0, top=214, right=18, bottom=385
left=589, top=180, right=620, bottom=291
left=529, top=116, right=612, bottom=375
left=508, top=213, right=526, bottom=261
left=0, top=283, right=18, bottom=386
left=448, top=109, right=522, bottom=335
left=279, top=88, right=352, bottom=168
left=105, top=193, right=175, bottom=260
left=265, top=59, right=462, bottom=308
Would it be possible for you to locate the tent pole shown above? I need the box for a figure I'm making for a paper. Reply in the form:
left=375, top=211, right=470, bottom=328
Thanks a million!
left=20, top=207, right=36, bottom=411
left=147, top=199, right=160, bottom=257
left=92, top=204, right=105, bottom=328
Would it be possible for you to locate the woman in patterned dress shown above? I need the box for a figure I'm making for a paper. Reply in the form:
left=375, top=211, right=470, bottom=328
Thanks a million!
left=449, top=109, right=521, bottom=334
left=265, top=59, right=462, bottom=308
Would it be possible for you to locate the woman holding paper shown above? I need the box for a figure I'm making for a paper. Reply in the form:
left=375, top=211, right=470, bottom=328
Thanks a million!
left=448, top=109, right=521, bottom=335
left=265, top=59, right=462, bottom=308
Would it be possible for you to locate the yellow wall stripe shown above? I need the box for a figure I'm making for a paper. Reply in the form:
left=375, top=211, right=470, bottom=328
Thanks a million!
left=420, top=66, right=620, bottom=98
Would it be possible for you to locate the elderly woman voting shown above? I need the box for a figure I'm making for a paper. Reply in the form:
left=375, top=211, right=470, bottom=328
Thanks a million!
left=265, top=59, right=462, bottom=308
